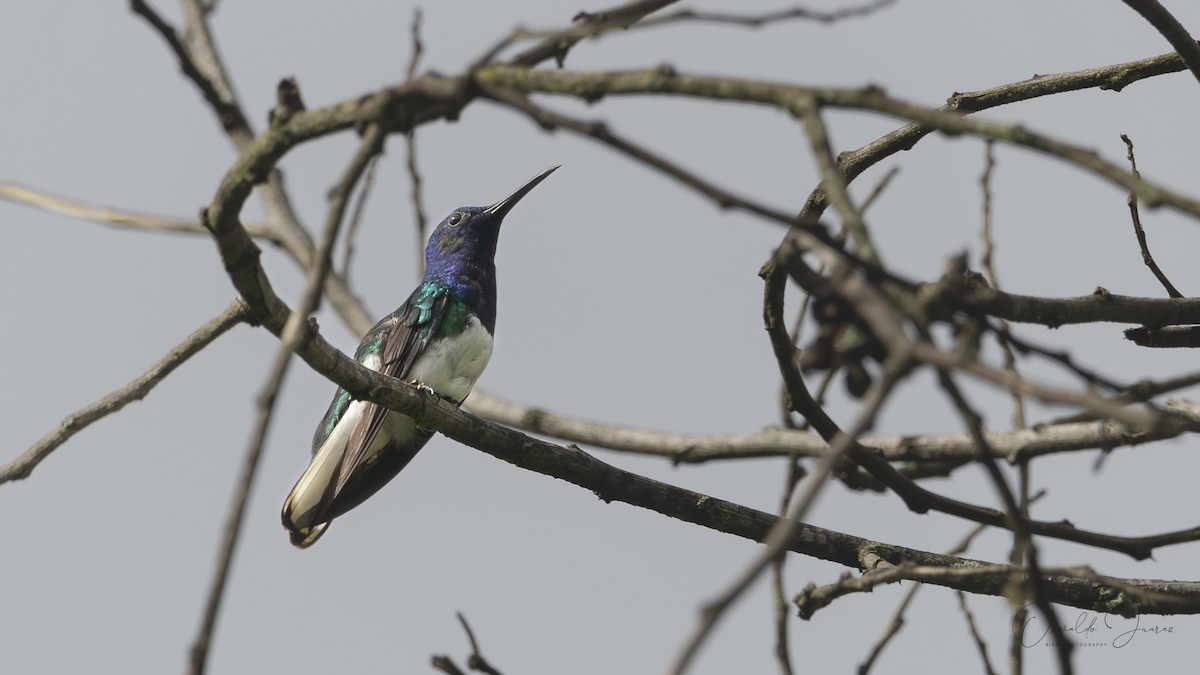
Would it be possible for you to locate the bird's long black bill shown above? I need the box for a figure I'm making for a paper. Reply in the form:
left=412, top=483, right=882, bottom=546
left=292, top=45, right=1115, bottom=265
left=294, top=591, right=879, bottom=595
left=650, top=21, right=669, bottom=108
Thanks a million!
left=484, top=165, right=560, bottom=218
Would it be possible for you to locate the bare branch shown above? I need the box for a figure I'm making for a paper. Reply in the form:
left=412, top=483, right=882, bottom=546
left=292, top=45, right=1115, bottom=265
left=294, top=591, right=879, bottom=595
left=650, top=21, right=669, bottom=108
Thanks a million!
left=466, top=392, right=1200, bottom=464
left=404, top=9, right=430, bottom=278
left=857, top=521, right=992, bottom=674
left=432, top=656, right=468, bottom=675
left=1, top=299, right=248, bottom=484
left=508, top=0, right=682, bottom=67
left=0, top=183, right=278, bottom=243
left=340, top=156, right=380, bottom=281
left=1121, top=0, right=1200, bottom=87
left=770, top=456, right=803, bottom=675
left=1122, top=133, right=1184, bottom=298
left=482, top=87, right=796, bottom=224
left=456, top=613, right=505, bottom=675
left=796, top=103, right=879, bottom=264
left=192, top=140, right=1200, bottom=608
left=130, top=0, right=251, bottom=142
left=978, top=142, right=1027, bottom=429
left=478, top=66, right=1200, bottom=221
left=958, top=592, right=1000, bottom=675
left=768, top=240, right=1195, bottom=559
left=640, top=0, right=896, bottom=29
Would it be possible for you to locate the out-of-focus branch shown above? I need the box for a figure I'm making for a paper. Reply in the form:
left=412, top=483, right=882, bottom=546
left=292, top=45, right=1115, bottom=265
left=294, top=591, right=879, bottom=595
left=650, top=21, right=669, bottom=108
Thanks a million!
left=930, top=364, right=1072, bottom=672
left=403, top=9, right=430, bottom=278
left=0, top=183, right=278, bottom=243
left=796, top=103, right=878, bottom=264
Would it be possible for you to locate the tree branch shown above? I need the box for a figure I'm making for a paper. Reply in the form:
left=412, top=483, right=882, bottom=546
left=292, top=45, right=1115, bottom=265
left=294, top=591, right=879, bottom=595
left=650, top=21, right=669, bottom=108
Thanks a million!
left=193, top=130, right=1200, bottom=609
left=1, top=299, right=248, bottom=484
left=477, top=66, right=1200, bottom=221
left=1121, top=0, right=1200, bottom=87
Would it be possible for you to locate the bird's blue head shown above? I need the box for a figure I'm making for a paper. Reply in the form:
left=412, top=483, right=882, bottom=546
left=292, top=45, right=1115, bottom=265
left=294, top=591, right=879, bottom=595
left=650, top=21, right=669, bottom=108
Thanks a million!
left=422, top=166, right=558, bottom=328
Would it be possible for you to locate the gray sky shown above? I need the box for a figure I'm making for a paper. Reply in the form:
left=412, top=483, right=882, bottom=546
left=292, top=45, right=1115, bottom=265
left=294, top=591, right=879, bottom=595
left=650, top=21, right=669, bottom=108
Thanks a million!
left=3, top=1, right=1199, bottom=673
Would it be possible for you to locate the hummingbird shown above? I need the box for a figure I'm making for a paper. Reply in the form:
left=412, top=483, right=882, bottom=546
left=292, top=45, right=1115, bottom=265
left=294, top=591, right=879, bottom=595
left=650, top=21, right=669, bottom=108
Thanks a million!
left=282, top=166, right=559, bottom=548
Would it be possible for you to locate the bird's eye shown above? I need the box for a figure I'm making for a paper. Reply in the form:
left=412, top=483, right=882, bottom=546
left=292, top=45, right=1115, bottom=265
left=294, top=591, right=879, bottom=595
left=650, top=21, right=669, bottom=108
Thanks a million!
left=447, top=212, right=463, bottom=226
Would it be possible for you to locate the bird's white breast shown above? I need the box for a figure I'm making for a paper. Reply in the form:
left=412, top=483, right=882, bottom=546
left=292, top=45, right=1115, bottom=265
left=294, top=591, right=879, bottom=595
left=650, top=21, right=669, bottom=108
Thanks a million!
left=408, top=316, right=494, bottom=403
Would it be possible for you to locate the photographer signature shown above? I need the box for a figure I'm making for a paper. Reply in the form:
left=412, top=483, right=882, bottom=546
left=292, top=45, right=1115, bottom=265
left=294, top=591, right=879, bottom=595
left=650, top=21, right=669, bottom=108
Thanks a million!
left=1017, top=604, right=1174, bottom=648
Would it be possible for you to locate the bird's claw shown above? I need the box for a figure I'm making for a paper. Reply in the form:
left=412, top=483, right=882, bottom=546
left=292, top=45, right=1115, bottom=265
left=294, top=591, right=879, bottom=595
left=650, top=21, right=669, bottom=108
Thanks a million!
left=409, top=380, right=438, bottom=397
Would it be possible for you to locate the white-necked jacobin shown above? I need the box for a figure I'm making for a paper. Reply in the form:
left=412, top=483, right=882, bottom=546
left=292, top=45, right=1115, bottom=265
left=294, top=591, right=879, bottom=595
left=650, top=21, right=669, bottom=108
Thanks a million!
left=282, top=166, right=559, bottom=548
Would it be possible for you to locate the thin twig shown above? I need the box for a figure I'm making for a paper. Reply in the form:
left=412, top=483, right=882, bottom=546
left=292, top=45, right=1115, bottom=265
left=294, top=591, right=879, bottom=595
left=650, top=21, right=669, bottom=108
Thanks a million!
left=479, top=65, right=1200, bottom=221
left=0, top=299, right=248, bottom=484
left=1008, top=464, right=1033, bottom=675
left=456, top=612, right=505, bottom=675
left=130, top=0, right=251, bottom=143
left=978, top=141, right=1026, bottom=428
left=857, top=520, right=992, bottom=674
left=482, top=86, right=797, bottom=225
left=403, top=9, right=431, bottom=278
left=407, top=7, right=425, bottom=81
left=340, top=156, right=380, bottom=280
left=508, top=0, right=681, bottom=67
left=405, top=136, right=429, bottom=277
left=135, top=0, right=376, bottom=339
left=1122, top=133, right=1183, bottom=298
left=0, top=183, right=278, bottom=242
left=994, top=328, right=1125, bottom=393
left=639, top=0, right=896, bottom=29
left=432, top=656, right=468, bottom=675
left=929, top=367, right=1072, bottom=675
left=857, top=580, right=919, bottom=675
left=958, top=592, right=1000, bottom=675
left=796, top=103, right=879, bottom=264
left=858, top=166, right=901, bottom=213
left=770, top=454, right=804, bottom=675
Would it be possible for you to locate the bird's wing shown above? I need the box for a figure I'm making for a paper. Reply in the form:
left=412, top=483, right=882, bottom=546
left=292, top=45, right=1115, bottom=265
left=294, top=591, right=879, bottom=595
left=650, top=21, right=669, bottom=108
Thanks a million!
left=281, top=280, right=453, bottom=545
left=331, top=281, right=452, bottom=497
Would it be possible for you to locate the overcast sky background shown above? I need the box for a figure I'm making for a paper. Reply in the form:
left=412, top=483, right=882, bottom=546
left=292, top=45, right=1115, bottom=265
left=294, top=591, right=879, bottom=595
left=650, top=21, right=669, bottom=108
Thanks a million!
left=3, top=1, right=1200, bottom=673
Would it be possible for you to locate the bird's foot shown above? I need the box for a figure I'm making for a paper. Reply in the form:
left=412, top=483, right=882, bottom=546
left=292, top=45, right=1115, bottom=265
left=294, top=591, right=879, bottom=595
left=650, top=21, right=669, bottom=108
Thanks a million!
left=408, top=379, right=438, bottom=397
